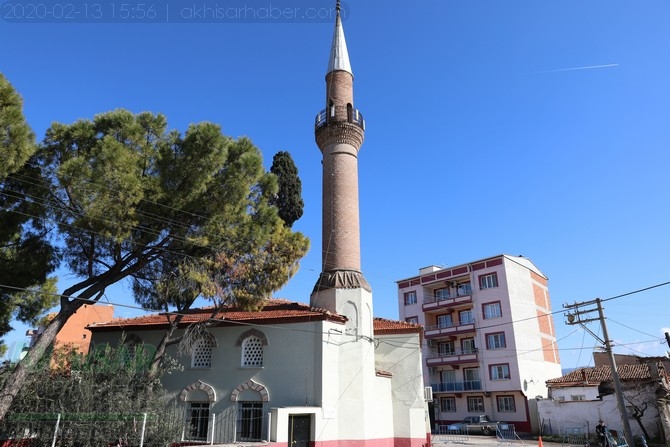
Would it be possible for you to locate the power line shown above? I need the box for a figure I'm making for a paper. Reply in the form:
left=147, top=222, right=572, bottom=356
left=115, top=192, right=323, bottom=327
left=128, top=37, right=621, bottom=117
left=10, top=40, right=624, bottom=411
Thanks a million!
left=1, top=280, right=660, bottom=360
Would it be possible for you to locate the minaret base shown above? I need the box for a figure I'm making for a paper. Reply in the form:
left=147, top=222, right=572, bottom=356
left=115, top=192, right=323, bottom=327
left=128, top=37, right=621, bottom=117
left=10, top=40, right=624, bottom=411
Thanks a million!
left=310, top=278, right=374, bottom=339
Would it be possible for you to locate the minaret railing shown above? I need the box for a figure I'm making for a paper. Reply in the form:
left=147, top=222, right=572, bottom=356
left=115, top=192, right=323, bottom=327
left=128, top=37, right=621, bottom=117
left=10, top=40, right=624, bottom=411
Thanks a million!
left=315, top=106, right=365, bottom=131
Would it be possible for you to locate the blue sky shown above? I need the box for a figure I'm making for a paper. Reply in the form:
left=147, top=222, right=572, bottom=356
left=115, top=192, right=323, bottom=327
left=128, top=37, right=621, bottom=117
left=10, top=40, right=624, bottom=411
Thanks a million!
left=2, top=0, right=669, bottom=371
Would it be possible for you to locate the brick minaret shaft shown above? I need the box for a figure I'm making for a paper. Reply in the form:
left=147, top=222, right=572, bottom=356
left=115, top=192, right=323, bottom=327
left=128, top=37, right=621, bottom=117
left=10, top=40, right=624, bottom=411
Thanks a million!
left=312, top=2, right=370, bottom=294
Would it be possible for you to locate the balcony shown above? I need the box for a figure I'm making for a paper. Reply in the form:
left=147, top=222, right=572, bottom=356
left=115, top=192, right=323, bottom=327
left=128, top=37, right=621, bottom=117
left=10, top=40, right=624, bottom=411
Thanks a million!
left=426, top=348, right=478, bottom=366
left=430, top=380, right=482, bottom=393
left=315, top=105, right=365, bottom=131
left=424, top=319, right=476, bottom=339
left=422, top=291, right=472, bottom=313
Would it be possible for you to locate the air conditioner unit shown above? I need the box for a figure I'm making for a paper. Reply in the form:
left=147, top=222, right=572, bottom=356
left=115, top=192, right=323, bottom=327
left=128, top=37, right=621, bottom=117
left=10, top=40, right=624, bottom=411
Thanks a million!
left=428, top=340, right=437, bottom=347
left=424, top=386, right=433, bottom=402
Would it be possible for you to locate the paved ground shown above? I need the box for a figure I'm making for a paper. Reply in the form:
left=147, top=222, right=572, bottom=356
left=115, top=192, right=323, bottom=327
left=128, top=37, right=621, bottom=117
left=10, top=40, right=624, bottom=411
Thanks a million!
left=207, top=435, right=561, bottom=447
left=431, top=434, right=560, bottom=447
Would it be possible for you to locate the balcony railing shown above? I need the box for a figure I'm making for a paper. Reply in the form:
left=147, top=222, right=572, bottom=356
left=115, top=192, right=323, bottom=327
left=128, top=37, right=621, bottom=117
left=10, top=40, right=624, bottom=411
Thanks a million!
left=315, top=105, right=365, bottom=131
left=426, top=348, right=478, bottom=366
left=426, top=348, right=477, bottom=359
left=423, top=289, right=472, bottom=305
left=422, top=292, right=472, bottom=313
left=431, top=380, right=482, bottom=392
left=425, top=319, right=475, bottom=332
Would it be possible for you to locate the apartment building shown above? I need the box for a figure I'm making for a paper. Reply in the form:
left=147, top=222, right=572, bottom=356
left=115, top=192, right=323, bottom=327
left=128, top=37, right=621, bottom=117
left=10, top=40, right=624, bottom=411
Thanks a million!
left=397, top=254, right=562, bottom=432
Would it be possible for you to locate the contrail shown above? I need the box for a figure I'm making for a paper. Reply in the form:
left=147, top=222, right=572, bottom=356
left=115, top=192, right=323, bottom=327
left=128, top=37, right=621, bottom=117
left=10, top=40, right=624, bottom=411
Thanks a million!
left=537, top=63, right=619, bottom=73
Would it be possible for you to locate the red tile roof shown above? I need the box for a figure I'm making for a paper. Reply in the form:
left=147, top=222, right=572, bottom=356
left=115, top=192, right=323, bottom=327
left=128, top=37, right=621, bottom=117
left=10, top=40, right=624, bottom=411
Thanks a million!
left=546, top=364, right=660, bottom=388
left=373, top=317, right=422, bottom=335
left=88, top=299, right=420, bottom=336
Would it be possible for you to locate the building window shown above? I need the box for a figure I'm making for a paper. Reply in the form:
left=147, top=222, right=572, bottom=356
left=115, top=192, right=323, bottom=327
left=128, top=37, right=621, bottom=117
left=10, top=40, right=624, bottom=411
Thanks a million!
left=442, top=369, right=456, bottom=384
left=463, top=367, right=480, bottom=390
left=461, top=338, right=476, bottom=354
left=187, top=402, right=210, bottom=441
left=467, top=397, right=484, bottom=413
left=497, top=396, right=516, bottom=412
left=483, top=302, right=502, bottom=319
left=242, top=335, right=264, bottom=367
left=435, top=288, right=450, bottom=300
left=191, top=335, right=216, bottom=368
left=490, top=364, right=510, bottom=380
left=438, top=341, right=455, bottom=356
left=479, top=273, right=498, bottom=289
left=459, top=309, right=474, bottom=325
left=404, top=291, right=417, bottom=305
left=238, top=402, right=263, bottom=441
left=457, top=283, right=472, bottom=296
left=121, top=334, right=145, bottom=365
left=440, top=397, right=456, bottom=412
left=486, top=332, right=506, bottom=350
left=571, top=395, right=586, bottom=401
left=437, top=314, right=453, bottom=328
left=406, top=316, right=418, bottom=324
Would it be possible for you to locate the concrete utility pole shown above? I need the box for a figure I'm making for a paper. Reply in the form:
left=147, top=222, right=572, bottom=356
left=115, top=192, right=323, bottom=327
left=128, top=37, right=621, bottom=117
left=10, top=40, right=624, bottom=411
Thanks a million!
left=564, top=298, right=635, bottom=447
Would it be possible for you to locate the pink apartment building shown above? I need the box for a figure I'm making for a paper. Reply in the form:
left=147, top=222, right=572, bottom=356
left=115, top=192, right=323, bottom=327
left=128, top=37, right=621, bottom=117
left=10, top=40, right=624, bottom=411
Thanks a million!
left=397, top=254, right=562, bottom=432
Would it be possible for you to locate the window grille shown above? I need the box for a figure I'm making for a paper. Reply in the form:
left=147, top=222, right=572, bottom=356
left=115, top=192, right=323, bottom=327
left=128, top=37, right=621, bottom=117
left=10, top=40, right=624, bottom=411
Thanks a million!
left=242, top=336, right=264, bottom=367
left=192, top=336, right=215, bottom=368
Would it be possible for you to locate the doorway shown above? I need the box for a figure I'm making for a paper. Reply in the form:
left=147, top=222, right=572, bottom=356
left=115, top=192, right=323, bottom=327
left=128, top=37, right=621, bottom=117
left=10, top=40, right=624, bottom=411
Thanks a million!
left=288, top=415, right=311, bottom=447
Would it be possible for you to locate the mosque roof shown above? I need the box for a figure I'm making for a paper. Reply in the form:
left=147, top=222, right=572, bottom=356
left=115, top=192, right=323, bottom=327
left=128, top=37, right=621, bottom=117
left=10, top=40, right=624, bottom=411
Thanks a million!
left=88, top=298, right=421, bottom=336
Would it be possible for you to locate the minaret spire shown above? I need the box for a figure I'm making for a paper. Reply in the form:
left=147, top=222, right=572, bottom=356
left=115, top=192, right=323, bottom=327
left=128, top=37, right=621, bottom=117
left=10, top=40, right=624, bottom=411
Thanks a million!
left=327, top=0, right=351, bottom=74
left=311, top=1, right=369, bottom=301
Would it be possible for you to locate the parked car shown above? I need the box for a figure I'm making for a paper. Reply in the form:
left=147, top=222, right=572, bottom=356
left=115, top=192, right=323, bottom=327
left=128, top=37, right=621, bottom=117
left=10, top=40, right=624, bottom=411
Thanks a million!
left=445, top=415, right=502, bottom=436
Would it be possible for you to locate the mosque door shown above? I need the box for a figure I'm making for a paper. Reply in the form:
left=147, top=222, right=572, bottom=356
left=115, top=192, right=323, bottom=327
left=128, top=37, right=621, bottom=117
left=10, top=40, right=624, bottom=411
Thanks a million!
left=288, top=415, right=311, bottom=447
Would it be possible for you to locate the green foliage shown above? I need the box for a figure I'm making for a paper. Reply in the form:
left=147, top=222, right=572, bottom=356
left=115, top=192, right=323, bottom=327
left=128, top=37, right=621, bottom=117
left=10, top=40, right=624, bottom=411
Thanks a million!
left=35, top=109, right=308, bottom=301
left=0, top=344, right=183, bottom=446
left=269, top=151, right=304, bottom=228
left=0, top=73, right=59, bottom=355
left=0, top=107, right=309, bottom=419
left=0, top=73, right=36, bottom=179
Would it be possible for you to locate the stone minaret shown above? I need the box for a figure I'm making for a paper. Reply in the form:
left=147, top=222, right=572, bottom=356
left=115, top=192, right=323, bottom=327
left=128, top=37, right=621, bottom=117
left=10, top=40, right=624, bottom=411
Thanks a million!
left=311, top=1, right=371, bottom=318
left=311, top=6, right=377, bottom=438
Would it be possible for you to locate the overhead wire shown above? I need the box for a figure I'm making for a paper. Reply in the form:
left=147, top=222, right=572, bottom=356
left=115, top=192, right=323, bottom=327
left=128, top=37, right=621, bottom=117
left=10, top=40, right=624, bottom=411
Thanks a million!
left=4, top=165, right=670, bottom=358
left=2, top=280, right=668, bottom=359
left=0, top=171, right=308, bottom=273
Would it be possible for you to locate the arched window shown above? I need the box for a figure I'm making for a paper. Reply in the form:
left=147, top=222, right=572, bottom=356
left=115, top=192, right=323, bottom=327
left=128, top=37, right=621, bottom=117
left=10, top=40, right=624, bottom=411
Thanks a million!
left=122, top=334, right=143, bottom=365
left=241, top=335, right=264, bottom=367
left=179, top=381, right=216, bottom=442
left=191, top=335, right=216, bottom=368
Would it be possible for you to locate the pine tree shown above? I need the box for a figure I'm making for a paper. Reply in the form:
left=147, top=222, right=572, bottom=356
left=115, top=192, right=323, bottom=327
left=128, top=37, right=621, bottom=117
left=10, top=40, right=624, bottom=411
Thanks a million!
left=0, top=109, right=309, bottom=419
left=0, top=74, right=58, bottom=356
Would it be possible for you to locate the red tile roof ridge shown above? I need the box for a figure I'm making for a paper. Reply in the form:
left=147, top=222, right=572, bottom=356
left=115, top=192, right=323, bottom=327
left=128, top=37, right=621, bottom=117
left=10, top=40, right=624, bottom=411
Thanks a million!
left=373, top=317, right=423, bottom=334
left=88, top=298, right=348, bottom=329
left=546, top=363, right=663, bottom=387
left=374, top=316, right=420, bottom=326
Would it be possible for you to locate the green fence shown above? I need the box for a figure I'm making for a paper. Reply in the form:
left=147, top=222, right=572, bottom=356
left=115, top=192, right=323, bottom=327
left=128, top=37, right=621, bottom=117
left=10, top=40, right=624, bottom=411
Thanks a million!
left=0, top=411, right=184, bottom=447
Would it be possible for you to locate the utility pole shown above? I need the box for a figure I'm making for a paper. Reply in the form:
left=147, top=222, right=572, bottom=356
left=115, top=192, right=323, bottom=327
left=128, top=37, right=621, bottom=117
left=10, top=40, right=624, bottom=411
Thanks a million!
left=564, top=298, right=635, bottom=447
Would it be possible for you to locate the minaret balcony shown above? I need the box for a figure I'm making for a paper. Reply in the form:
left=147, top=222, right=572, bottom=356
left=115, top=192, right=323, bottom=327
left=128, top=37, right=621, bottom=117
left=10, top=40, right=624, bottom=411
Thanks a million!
left=315, top=106, right=365, bottom=131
